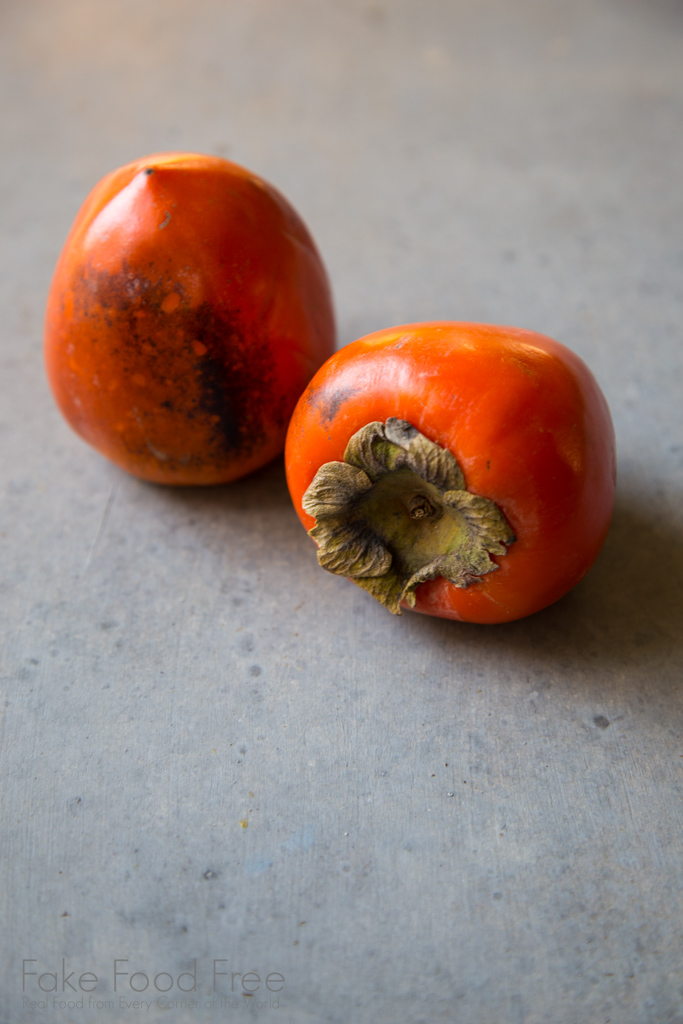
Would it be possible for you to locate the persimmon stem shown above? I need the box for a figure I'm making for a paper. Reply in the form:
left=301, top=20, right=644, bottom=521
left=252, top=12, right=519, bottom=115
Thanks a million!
left=302, top=418, right=515, bottom=614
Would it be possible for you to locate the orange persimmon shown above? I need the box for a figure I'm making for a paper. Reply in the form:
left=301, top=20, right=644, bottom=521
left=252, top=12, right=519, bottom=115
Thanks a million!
left=45, top=152, right=335, bottom=484
left=285, top=322, right=616, bottom=624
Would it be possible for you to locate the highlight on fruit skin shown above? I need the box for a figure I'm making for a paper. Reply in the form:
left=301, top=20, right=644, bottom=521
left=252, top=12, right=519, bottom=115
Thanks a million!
left=285, top=321, right=616, bottom=625
left=44, top=152, right=336, bottom=485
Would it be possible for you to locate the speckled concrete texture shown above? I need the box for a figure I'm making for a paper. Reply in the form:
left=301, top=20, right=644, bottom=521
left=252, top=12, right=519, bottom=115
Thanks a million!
left=1, top=1, right=683, bottom=1022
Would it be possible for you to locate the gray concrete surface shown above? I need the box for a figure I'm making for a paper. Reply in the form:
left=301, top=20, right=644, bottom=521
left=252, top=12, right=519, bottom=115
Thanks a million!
left=1, top=1, right=683, bottom=1022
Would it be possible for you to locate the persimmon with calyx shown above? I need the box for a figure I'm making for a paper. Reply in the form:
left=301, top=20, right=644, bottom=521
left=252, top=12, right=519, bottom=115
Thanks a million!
left=285, top=321, right=616, bottom=624
left=45, top=152, right=335, bottom=484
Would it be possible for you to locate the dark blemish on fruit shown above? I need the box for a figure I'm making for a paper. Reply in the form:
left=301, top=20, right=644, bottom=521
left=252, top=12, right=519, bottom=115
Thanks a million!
left=311, top=381, right=359, bottom=424
left=77, top=261, right=275, bottom=466
left=197, top=346, right=241, bottom=450
left=187, top=300, right=275, bottom=454
left=144, top=168, right=154, bottom=175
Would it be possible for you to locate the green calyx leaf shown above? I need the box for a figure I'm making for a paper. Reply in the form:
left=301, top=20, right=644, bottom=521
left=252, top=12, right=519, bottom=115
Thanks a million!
left=302, top=418, right=515, bottom=614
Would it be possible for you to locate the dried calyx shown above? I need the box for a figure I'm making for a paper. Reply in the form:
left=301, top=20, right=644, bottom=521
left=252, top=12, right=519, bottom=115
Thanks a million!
left=302, top=418, right=515, bottom=614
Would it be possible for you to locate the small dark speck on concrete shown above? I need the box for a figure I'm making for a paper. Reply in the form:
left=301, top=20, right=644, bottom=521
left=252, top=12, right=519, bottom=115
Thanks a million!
left=249, top=665, right=262, bottom=677
left=203, top=869, right=218, bottom=880
left=493, top=892, right=503, bottom=900
left=593, top=715, right=610, bottom=729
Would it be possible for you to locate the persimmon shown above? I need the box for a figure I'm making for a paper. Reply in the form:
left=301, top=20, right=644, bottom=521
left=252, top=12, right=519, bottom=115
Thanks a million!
left=285, top=322, right=616, bottom=624
left=45, top=152, right=335, bottom=484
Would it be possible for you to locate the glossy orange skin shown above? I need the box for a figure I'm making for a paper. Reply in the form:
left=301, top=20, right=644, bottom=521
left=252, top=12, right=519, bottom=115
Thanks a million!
left=285, top=322, right=616, bottom=624
left=45, top=152, right=335, bottom=484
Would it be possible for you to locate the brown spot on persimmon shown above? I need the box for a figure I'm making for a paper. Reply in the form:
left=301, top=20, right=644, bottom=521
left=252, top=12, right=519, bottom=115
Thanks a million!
left=310, top=380, right=360, bottom=424
left=71, top=261, right=276, bottom=470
